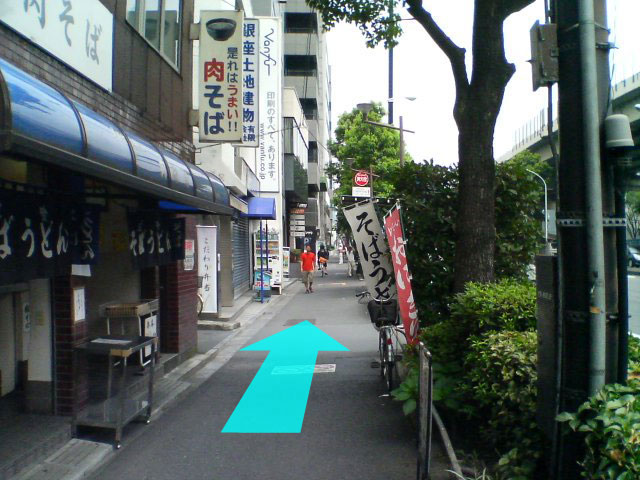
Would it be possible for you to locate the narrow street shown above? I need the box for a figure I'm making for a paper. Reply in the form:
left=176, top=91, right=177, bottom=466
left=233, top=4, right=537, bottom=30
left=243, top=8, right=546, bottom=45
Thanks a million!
left=90, top=262, right=417, bottom=480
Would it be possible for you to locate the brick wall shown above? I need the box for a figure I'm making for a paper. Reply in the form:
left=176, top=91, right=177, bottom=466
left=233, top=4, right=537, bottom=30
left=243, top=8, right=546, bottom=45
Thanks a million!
left=0, top=25, right=194, bottom=162
left=52, top=275, right=88, bottom=416
left=161, top=216, right=198, bottom=354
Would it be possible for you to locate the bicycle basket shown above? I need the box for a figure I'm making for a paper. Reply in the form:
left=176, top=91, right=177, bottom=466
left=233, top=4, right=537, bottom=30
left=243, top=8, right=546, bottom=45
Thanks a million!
left=367, top=299, right=399, bottom=327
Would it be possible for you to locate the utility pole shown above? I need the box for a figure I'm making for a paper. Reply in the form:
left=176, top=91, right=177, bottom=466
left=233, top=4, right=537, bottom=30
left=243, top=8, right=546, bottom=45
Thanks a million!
left=554, top=0, right=617, bottom=477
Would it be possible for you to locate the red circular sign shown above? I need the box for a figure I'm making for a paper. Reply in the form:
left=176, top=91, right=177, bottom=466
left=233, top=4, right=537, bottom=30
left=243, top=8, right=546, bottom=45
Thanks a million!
left=354, top=171, right=369, bottom=187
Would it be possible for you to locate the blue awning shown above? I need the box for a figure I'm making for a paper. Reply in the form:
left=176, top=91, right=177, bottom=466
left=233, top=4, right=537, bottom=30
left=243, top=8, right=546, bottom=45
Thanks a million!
left=0, top=58, right=231, bottom=215
left=244, top=197, right=276, bottom=220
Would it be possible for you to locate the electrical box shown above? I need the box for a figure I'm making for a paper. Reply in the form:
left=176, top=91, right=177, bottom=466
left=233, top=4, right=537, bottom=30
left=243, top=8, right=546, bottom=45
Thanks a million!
left=530, top=21, right=558, bottom=91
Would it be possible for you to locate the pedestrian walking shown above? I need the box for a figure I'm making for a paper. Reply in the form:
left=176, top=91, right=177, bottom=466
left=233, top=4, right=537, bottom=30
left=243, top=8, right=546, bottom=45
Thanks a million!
left=346, top=246, right=356, bottom=277
left=318, top=244, right=329, bottom=276
left=300, top=245, right=316, bottom=293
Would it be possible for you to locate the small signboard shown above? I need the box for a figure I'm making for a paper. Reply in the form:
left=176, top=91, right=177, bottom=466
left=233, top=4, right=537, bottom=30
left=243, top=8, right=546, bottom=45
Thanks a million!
left=354, top=170, right=370, bottom=187
left=352, top=186, right=371, bottom=197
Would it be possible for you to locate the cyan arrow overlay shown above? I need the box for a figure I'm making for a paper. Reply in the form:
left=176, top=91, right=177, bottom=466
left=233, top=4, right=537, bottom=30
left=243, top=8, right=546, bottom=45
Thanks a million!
left=222, top=321, right=349, bottom=433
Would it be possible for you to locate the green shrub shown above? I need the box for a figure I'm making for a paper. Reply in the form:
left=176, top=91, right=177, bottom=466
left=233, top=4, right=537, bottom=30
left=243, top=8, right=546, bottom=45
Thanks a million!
left=450, top=279, right=536, bottom=335
left=557, top=380, right=640, bottom=479
left=465, top=331, right=542, bottom=478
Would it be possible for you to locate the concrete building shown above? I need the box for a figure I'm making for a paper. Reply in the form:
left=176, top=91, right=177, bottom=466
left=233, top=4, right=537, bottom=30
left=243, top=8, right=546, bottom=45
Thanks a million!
left=281, top=0, right=332, bottom=248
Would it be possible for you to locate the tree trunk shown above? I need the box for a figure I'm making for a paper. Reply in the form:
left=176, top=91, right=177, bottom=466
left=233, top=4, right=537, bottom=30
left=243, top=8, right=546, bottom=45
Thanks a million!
left=453, top=115, right=496, bottom=292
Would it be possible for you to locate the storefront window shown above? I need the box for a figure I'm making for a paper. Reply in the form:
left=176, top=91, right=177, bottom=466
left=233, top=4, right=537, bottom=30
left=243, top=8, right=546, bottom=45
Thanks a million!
left=125, top=0, right=182, bottom=68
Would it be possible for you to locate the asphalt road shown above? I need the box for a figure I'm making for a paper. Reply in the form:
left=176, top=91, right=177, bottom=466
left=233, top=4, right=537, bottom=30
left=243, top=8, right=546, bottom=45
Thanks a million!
left=91, top=262, right=417, bottom=480
left=629, top=275, right=640, bottom=335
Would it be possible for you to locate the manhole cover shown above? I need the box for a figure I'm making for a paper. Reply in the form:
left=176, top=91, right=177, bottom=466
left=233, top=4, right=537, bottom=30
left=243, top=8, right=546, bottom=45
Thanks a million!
left=283, top=318, right=316, bottom=326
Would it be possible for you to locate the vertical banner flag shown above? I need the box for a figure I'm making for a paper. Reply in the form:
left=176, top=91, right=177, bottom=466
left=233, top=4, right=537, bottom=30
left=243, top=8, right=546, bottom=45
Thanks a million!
left=197, top=226, right=218, bottom=314
left=344, top=201, right=396, bottom=300
left=257, top=17, right=282, bottom=191
left=242, top=18, right=259, bottom=147
left=199, top=10, right=244, bottom=143
left=384, top=205, right=419, bottom=343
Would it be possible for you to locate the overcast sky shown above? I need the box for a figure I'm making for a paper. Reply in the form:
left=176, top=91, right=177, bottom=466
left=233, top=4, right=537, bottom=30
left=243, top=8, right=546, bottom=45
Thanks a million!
left=325, top=0, right=640, bottom=166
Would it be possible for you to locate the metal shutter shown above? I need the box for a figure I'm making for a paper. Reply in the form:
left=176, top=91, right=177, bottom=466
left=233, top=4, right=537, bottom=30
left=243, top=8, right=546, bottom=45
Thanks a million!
left=232, top=217, right=251, bottom=297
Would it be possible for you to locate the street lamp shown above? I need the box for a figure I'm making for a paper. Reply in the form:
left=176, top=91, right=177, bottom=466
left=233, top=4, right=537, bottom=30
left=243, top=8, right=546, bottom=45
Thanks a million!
left=356, top=102, right=414, bottom=166
left=526, top=168, right=550, bottom=250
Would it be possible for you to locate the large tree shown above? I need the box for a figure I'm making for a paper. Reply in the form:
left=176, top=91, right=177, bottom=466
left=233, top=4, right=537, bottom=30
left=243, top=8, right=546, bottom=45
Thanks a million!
left=308, top=0, right=536, bottom=290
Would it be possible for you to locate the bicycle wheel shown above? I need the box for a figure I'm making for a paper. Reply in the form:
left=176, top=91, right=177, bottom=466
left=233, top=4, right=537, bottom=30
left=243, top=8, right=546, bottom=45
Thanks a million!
left=379, top=329, right=387, bottom=377
left=385, top=342, right=395, bottom=393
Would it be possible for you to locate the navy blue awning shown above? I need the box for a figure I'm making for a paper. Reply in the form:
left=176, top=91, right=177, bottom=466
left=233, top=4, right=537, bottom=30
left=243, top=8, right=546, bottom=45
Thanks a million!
left=244, top=197, right=276, bottom=220
left=0, top=58, right=231, bottom=215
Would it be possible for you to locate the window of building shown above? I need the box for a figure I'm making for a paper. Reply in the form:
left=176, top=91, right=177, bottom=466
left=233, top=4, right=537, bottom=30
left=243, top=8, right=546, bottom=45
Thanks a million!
left=308, top=141, right=318, bottom=163
left=300, top=99, right=318, bottom=121
left=284, top=55, right=317, bottom=77
left=284, top=13, right=318, bottom=33
left=126, top=0, right=182, bottom=68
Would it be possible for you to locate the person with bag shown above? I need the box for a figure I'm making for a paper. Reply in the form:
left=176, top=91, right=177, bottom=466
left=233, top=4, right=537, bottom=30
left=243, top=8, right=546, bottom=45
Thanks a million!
left=317, top=245, right=329, bottom=276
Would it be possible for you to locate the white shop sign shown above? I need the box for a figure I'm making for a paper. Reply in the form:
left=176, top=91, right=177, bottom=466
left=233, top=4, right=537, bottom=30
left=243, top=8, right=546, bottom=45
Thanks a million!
left=257, top=17, right=282, bottom=191
left=241, top=18, right=259, bottom=146
left=199, top=10, right=244, bottom=143
left=197, top=226, right=218, bottom=314
left=0, top=0, right=114, bottom=91
left=352, top=186, right=371, bottom=197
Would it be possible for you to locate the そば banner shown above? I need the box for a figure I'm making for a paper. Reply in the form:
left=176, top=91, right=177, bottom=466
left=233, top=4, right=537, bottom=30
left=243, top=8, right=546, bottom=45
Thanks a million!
left=343, top=201, right=396, bottom=300
left=199, top=11, right=244, bottom=143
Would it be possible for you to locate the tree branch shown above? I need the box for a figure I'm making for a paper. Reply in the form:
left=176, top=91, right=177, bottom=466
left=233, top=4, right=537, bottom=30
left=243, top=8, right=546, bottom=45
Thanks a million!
left=499, top=0, right=537, bottom=20
left=405, top=0, right=469, bottom=96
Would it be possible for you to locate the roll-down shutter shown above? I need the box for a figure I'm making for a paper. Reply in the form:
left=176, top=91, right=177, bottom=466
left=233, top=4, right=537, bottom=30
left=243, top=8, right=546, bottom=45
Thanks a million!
left=232, top=217, right=251, bottom=297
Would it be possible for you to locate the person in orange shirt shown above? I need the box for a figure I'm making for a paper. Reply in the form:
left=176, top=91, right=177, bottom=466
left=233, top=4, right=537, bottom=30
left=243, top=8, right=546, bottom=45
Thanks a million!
left=300, top=244, right=316, bottom=293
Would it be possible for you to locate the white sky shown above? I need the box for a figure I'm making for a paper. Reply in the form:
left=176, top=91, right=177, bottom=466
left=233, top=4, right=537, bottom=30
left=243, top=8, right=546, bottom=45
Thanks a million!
left=325, top=0, right=640, bottom=166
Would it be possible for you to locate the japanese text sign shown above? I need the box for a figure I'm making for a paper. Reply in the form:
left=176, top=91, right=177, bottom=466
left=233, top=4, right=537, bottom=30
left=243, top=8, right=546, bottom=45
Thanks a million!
left=241, top=18, right=259, bottom=147
left=127, top=213, right=185, bottom=269
left=199, top=10, right=244, bottom=143
left=196, top=226, right=218, bottom=314
left=0, top=190, right=101, bottom=286
left=344, top=201, right=396, bottom=300
left=384, top=205, right=419, bottom=343
left=257, top=17, right=282, bottom=192
left=0, top=0, right=113, bottom=91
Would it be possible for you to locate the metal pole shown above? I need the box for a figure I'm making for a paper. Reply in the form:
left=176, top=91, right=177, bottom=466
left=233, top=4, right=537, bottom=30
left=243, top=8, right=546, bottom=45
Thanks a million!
left=370, top=166, right=374, bottom=198
left=399, top=115, right=405, bottom=167
left=526, top=169, right=549, bottom=244
left=388, top=1, right=394, bottom=124
left=579, top=0, right=606, bottom=396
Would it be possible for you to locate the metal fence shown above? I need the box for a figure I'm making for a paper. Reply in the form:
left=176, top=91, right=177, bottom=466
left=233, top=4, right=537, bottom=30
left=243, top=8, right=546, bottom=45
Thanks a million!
left=417, top=342, right=433, bottom=480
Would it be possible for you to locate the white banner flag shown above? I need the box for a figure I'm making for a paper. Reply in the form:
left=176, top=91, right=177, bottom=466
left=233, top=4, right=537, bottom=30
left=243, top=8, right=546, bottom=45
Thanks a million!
left=344, top=201, right=396, bottom=300
left=197, top=226, right=218, bottom=314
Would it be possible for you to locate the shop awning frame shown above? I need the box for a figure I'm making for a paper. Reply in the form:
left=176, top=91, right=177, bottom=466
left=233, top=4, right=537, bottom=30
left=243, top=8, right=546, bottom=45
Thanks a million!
left=0, top=58, right=232, bottom=215
left=244, top=197, right=276, bottom=220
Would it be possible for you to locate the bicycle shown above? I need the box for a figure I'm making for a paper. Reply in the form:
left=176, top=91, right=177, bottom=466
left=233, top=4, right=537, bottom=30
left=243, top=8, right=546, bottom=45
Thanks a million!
left=367, top=296, right=404, bottom=394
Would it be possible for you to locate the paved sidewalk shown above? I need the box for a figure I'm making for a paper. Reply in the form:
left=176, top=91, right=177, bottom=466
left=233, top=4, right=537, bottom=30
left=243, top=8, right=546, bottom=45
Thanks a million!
left=13, top=263, right=454, bottom=479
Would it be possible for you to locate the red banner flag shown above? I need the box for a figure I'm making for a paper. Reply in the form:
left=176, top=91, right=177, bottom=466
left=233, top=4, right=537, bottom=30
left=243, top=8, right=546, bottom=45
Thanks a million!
left=384, top=206, right=419, bottom=344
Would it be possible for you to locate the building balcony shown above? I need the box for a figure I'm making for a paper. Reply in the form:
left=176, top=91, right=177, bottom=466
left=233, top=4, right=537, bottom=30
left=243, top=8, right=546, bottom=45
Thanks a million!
left=307, top=161, right=321, bottom=193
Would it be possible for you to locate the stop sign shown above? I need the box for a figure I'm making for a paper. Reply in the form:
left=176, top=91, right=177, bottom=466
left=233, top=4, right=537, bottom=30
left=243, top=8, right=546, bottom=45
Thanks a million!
left=354, top=170, right=369, bottom=187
